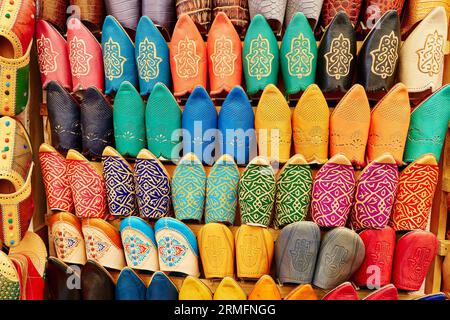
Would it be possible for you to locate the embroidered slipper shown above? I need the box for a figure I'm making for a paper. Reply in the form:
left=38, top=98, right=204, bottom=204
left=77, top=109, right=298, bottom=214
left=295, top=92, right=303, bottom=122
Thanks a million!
left=316, top=11, right=356, bottom=95
left=235, top=224, right=274, bottom=279
left=330, top=84, right=371, bottom=168
left=213, top=277, right=247, bottom=300
left=274, top=155, right=313, bottom=228
left=66, top=149, right=107, bottom=219
left=39, top=143, right=74, bottom=212
left=320, top=0, right=362, bottom=29
left=212, top=0, right=250, bottom=36
left=48, top=211, right=87, bottom=265
left=81, top=218, right=126, bottom=270
left=9, top=231, right=47, bottom=278
left=9, top=253, right=45, bottom=300
left=292, top=85, right=329, bottom=164
left=392, top=230, right=438, bottom=291
left=321, top=282, right=358, bottom=300
left=146, top=271, right=179, bottom=300
left=182, top=86, right=218, bottom=165
left=0, top=251, right=20, bottom=300
left=113, top=81, right=146, bottom=158
left=285, top=0, right=323, bottom=29
left=170, top=14, right=207, bottom=98
left=179, top=276, right=213, bottom=300
left=239, top=156, right=276, bottom=227
left=142, top=0, right=177, bottom=39
left=172, top=153, right=206, bottom=222
left=313, top=227, right=365, bottom=290
left=275, top=221, right=320, bottom=284
left=391, top=154, right=439, bottom=231
left=80, top=260, right=115, bottom=300
left=198, top=223, right=235, bottom=279
left=120, top=216, right=159, bottom=272
left=281, top=13, right=317, bottom=95
left=248, top=275, right=282, bottom=300
left=116, top=267, right=146, bottom=300
left=104, top=0, right=140, bottom=31
left=243, top=15, right=279, bottom=95
left=351, top=154, right=399, bottom=230
left=403, top=84, right=450, bottom=163
left=248, top=0, right=287, bottom=35
left=135, top=16, right=171, bottom=96
left=102, top=15, right=138, bottom=95
left=367, top=83, right=410, bottom=164
left=362, top=284, right=398, bottom=300
left=36, top=19, right=72, bottom=90
left=255, top=84, right=292, bottom=163
left=205, top=155, right=239, bottom=225
left=208, top=12, right=242, bottom=97
left=146, top=83, right=182, bottom=161
left=46, top=256, right=81, bottom=300
left=401, top=0, right=450, bottom=36
left=154, top=217, right=200, bottom=277
left=311, top=154, right=355, bottom=228
left=284, top=284, right=318, bottom=300
left=352, top=226, right=396, bottom=287
left=218, top=86, right=256, bottom=165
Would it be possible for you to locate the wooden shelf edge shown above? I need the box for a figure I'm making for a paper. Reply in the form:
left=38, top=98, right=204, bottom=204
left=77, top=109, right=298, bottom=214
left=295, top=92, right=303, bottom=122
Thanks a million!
left=439, top=239, right=450, bottom=257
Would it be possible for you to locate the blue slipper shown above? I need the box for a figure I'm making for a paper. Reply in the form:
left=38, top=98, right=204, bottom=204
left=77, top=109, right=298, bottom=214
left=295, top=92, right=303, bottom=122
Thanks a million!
left=116, top=267, right=146, bottom=300
left=146, top=271, right=179, bottom=300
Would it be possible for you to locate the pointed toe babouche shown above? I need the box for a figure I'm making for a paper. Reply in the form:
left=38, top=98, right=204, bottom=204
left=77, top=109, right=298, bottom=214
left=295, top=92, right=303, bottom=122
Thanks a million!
left=198, top=223, right=235, bottom=278
left=218, top=86, right=256, bottom=165
left=316, top=11, right=356, bottom=95
left=146, top=83, right=182, bottom=160
left=207, top=12, right=242, bottom=97
left=48, top=212, right=87, bottom=265
left=243, top=15, right=279, bottom=95
left=113, top=81, right=146, bottom=158
left=329, top=84, right=371, bottom=167
left=235, top=224, right=274, bottom=279
left=391, top=154, right=439, bottom=231
left=9, top=251, right=45, bottom=300
left=401, top=0, right=450, bottom=36
left=135, top=149, right=171, bottom=219
left=351, top=154, right=399, bottom=230
left=102, top=15, right=138, bottom=95
left=313, top=227, right=365, bottom=290
left=120, top=217, right=159, bottom=272
left=170, top=14, right=207, bottom=97
left=214, top=277, right=247, bottom=300
left=116, top=267, right=146, bottom=300
left=367, top=83, right=410, bottom=164
left=205, top=155, right=239, bottom=225
left=155, top=218, right=200, bottom=277
left=274, top=155, right=313, bottom=227
left=399, top=7, right=448, bottom=94
left=285, top=0, right=323, bottom=29
left=275, top=221, right=320, bottom=284
left=212, top=0, right=250, bottom=36
left=292, top=84, right=329, bottom=164
left=239, top=156, right=276, bottom=227
left=176, top=0, right=212, bottom=34
left=0, top=251, right=20, bottom=300
left=81, top=260, right=115, bottom=300
left=135, top=16, right=171, bottom=96
left=182, top=86, right=218, bottom=165
left=285, top=284, right=318, bottom=300
left=146, top=271, right=179, bottom=300
left=363, top=284, right=398, bottom=300
left=415, top=292, right=448, bottom=301
left=403, top=84, right=450, bottom=163
left=179, top=276, right=213, bottom=300
left=66, top=149, right=107, bottom=219
left=280, top=13, right=317, bottom=95
left=172, top=153, right=206, bottom=222
left=320, top=0, right=362, bottom=28
left=142, top=0, right=176, bottom=39
left=46, top=257, right=81, bottom=300
left=321, top=282, right=358, bottom=300
left=311, top=154, right=355, bottom=228
left=357, top=10, right=401, bottom=97
left=248, top=0, right=287, bottom=35
left=248, top=275, right=282, bottom=300
left=255, top=84, right=292, bottom=163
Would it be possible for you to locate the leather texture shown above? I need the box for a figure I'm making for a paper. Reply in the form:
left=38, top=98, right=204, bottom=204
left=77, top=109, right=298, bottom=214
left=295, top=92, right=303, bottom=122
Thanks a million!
left=207, top=12, right=242, bottom=96
left=313, top=227, right=365, bottom=290
left=321, top=282, right=358, bottom=300
left=179, top=276, right=213, bottom=300
left=275, top=221, right=320, bottom=284
left=81, top=260, right=115, bottom=300
left=321, top=0, right=362, bottom=27
left=39, top=0, right=68, bottom=32
left=135, top=16, right=171, bottom=96
left=248, top=275, right=282, bottom=300
left=70, top=0, right=105, bottom=31
left=248, top=0, right=288, bottom=35
left=281, top=13, right=317, bottom=95
left=357, top=10, right=401, bottom=95
left=116, top=267, right=146, bottom=300
left=316, top=11, right=356, bottom=94
left=213, top=277, right=247, bottom=300
left=392, top=230, right=438, bottom=291
left=285, top=0, right=324, bottom=29
left=9, top=253, right=45, bottom=300
left=46, top=257, right=81, bottom=300
left=401, top=0, right=450, bottom=36
left=0, top=251, right=20, bottom=300
left=36, top=20, right=72, bottom=90
left=243, top=15, right=279, bottom=95
left=213, top=0, right=250, bottom=36
left=284, top=284, right=318, bottom=300
left=403, top=84, right=450, bottom=163
left=176, top=0, right=212, bottom=35
left=170, top=14, right=207, bottom=97
left=104, top=0, right=140, bottom=30
left=198, top=223, right=235, bottom=278
left=416, top=293, right=448, bottom=300
left=146, top=271, right=179, bottom=300
left=236, top=224, right=274, bottom=279
left=399, top=7, right=448, bottom=93
left=142, top=0, right=176, bottom=38
left=363, top=284, right=398, bottom=300
left=9, top=231, right=47, bottom=278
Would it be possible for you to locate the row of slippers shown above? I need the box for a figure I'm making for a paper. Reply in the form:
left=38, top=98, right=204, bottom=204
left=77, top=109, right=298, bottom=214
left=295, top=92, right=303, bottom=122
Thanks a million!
left=36, top=9, right=449, bottom=100
left=48, top=212, right=439, bottom=292
left=45, top=79, right=450, bottom=167
left=40, top=138, right=440, bottom=231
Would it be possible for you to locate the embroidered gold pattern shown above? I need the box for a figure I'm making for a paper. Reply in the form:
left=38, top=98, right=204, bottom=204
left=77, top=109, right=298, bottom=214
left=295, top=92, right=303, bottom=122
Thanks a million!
left=103, top=38, right=127, bottom=81
left=245, top=34, right=274, bottom=80
left=324, top=34, right=353, bottom=80
left=174, top=35, right=201, bottom=79
left=69, top=36, right=93, bottom=77
left=211, top=35, right=237, bottom=78
left=416, top=30, right=444, bottom=76
left=37, top=34, right=59, bottom=75
left=370, top=31, right=399, bottom=79
left=137, top=37, right=162, bottom=81
left=286, top=33, right=314, bottom=78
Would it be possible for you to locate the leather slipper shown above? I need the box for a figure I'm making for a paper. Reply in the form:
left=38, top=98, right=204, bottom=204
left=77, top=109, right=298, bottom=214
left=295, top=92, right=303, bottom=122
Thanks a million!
left=248, top=0, right=287, bottom=35
left=146, top=271, right=179, bottom=300
left=285, top=0, right=323, bottom=30
left=284, top=284, right=318, bottom=300
left=46, top=256, right=81, bottom=300
left=0, top=250, right=20, bottom=300
left=9, top=231, right=47, bottom=278
left=213, top=277, right=247, bottom=300
left=115, top=267, right=146, bottom=300
left=9, top=253, right=45, bottom=300
left=362, top=284, right=398, bottom=300
left=320, top=0, right=362, bottom=28
left=321, top=282, right=358, bottom=300
left=142, top=0, right=177, bottom=39
left=81, top=259, right=115, bottom=300
left=179, top=276, right=213, bottom=300
left=248, top=275, right=281, bottom=300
